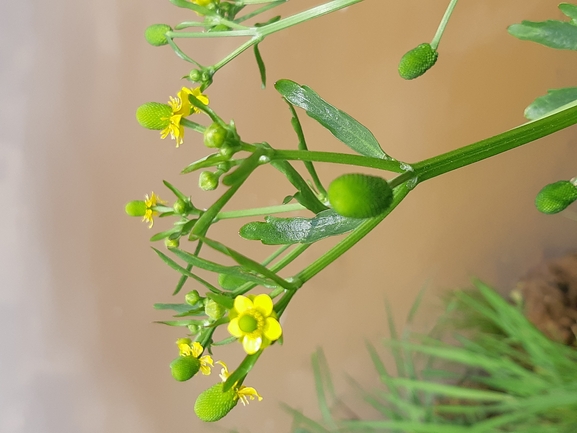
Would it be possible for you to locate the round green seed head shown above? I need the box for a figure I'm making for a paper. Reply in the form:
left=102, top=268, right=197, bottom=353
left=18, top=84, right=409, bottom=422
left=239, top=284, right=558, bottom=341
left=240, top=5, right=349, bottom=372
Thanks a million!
left=398, top=43, right=438, bottom=80
left=328, top=173, right=393, bottom=219
left=535, top=180, right=577, bottom=214
left=195, top=383, right=238, bottom=422
left=170, top=356, right=200, bottom=382
left=125, top=200, right=147, bottom=217
left=204, top=122, right=227, bottom=149
left=136, top=102, right=172, bottom=130
left=145, top=24, right=172, bottom=47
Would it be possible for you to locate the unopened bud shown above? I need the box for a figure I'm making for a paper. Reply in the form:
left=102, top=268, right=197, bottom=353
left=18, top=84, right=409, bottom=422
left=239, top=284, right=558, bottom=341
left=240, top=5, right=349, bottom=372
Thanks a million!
left=204, top=123, right=227, bottom=149
left=205, top=299, right=225, bottom=320
left=199, top=171, right=219, bottom=191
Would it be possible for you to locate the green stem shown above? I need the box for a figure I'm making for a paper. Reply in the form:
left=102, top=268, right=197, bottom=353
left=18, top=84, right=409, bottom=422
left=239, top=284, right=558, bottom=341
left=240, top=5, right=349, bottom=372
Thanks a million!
left=431, top=0, right=459, bottom=50
left=181, top=118, right=206, bottom=134
left=215, top=203, right=306, bottom=220
left=412, top=103, right=577, bottom=183
left=272, top=149, right=408, bottom=173
left=235, top=1, right=286, bottom=23
left=261, top=244, right=292, bottom=266
left=166, top=37, right=202, bottom=66
left=212, top=36, right=263, bottom=71
left=295, top=183, right=411, bottom=284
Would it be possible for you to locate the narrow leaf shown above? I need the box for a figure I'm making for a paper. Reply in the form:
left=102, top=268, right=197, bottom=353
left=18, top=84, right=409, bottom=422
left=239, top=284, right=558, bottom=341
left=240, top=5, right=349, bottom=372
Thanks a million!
left=275, top=79, right=390, bottom=159
left=239, top=209, right=364, bottom=245
left=253, top=43, right=266, bottom=88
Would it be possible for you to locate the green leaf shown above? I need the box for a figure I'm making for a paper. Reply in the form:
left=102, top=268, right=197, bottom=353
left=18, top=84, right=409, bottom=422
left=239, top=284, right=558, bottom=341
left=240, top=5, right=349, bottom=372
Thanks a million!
left=170, top=247, right=277, bottom=287
left=162, top=179, right=187, bottom=201
left=274, top=79, right=390, bottom=159
left=253, top=43, right=266, bottom=88
left=508, top=19, right=577, bottom=50
left=181, top=153, right=230, bottom=174
left=155, top=319, right=203, bottom=327
left=150, top=228, right=180, bottom=242
left=154, top=303, right=199, bottom=314
left=239, top=209, right=364, bottom=245
left=269, top=159, right=328, bottom=214
left=560, top=3, right=577, bottom=22
left=205, top=292, right=234, bottom=309
left=524, top=87, right=577, bottom=120
left=152, top=248, right=222, bottom=294
left=200, top=237, right=297, bottom=290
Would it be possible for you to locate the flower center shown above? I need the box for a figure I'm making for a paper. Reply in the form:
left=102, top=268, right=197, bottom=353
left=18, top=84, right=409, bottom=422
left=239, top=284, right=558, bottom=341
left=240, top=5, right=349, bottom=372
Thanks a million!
left=238, top=314, right=259, bottom=333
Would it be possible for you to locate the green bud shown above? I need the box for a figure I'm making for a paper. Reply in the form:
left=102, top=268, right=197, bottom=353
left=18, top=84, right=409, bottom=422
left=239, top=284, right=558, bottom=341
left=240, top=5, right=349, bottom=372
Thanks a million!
left=125, top=200, right=147, bottom=217
left=170, top=356, right=200, bottom=382
left=188, top=324, right=202, bottom=335
left=194, top=383, right=238, bottom=422
left=165, top=237, right=180, bottom=249
left=199, top=171, right=219, bottom=191
left=189, top=69, right=202, bottom=82
left=145, top=24, right=172, bottom=47
left=328, top=173, right=393, bottom=219
left=205, top=299, right=225, bottom=320
left=219, top=143, right=237, bottom=159
left=535, top=180, right=577, bottom=214
left=204, top=122, right=228, bottom=149
left=173, top=198, right=194, bottom=215
left=136, top=102, right=171, bottom=130
left=185, top=290, right=201, bottom=306
left=398, top=43, right=438, bottom=80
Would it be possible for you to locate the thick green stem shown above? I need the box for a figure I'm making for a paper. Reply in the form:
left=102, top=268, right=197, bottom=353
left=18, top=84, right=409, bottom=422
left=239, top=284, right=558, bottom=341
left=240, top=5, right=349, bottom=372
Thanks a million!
left=412, top=103, right=577, bottom=183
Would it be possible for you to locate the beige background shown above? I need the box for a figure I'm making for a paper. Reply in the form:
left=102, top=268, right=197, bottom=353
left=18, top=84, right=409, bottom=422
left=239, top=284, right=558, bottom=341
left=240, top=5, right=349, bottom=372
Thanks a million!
left=2, top=0, right=577, bottom=432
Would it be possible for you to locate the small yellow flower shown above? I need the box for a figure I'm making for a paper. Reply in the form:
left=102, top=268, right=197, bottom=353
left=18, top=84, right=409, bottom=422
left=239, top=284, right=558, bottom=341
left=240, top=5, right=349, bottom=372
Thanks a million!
left=176, top=338, right=214, bottom=375
left=160, top=87, right=209, bottom=147
left=217, top=361, right=262, bottom=406
left=227, top=294, right=282, bottom=355
left=143, top=191, right=166, bottom=228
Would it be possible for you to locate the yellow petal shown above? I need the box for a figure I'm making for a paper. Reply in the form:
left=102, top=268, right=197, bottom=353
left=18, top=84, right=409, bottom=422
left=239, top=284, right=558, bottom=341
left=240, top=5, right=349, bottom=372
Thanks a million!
left=199, top=355, right=213, bottom=375
left=263, top=317, right=282, bottom=341
left=253, top=294, right=273, bottom=317
left=237, top=386, right=263, bottom=406
left=228, top=318, right=243, bottom=338
left=190, top=341, right=203, bottom=358
left=216, top=360, right=229, bottom=381
left=242, top=335, right=262, bottom=355
left=233, top=295, right=253, bottom=314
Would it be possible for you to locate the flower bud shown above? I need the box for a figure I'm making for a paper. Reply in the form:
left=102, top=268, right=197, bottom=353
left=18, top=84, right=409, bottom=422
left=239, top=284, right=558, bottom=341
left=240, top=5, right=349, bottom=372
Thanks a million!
left=204, top=123, right=227, bottom=149
left=398, top=43, right=438, bottom=80
left=188, top=324, right=202, bottom=335
left=205, top=299, right=225, bottom=320
left=194, top=383, right=238, bottom=422
left=199, top=171, right=219, bottom=191
left=136, top=103, right=172, bottom=130
left=145, top=24, right=172, bottom=46
left=535, top=180, right=577, bottom=214
left=189, top=69, right=202, bottom=82
left=170, top=356, right=200, bottom=382
left=165, top=237, right=180, bottom=249
left=173, top=198, right=194, bottom=215
left=125, top=200, right=147, bottom=217
left=185, top=290, right=202, bottom=306
left=328, top=173, right=393, bottom=218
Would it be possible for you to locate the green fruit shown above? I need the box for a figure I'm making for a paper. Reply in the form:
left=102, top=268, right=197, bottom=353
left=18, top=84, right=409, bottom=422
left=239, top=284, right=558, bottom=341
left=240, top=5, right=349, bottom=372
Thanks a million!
left=145, top=24, right=172, bottom=47
left=398, top=43, right=438, bottom=80
left=204, top=123, right=227, bottom=148
left=194, top=383, right=238, bottom=422
left=328, top=174, right=393, bottom=219
left=170, top=356, right=200, bottom=382
left=125, top=200, right=146, bottom=217
left=136, top=102, right=171, bottom=130
left=535, top=180, right=577, bottom=214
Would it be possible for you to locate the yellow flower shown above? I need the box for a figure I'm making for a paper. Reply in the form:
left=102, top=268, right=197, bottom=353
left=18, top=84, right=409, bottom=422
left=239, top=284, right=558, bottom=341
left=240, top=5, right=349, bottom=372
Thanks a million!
left=227, top=294, right=282, bottom=355
left=217, top=361, right=262, bottom=406
left=191, top=0, right=216, bottom=6
left=160, top=87, right=209, bottom=147
left=176, top=338, right=214, bottom=375
left=143, top=191, right=166, bottom=228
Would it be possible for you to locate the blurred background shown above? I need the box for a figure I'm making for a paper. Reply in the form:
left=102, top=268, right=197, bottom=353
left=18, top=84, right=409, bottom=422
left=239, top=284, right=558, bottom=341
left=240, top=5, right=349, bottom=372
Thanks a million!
left=2, top=0, right=577, bottom=432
